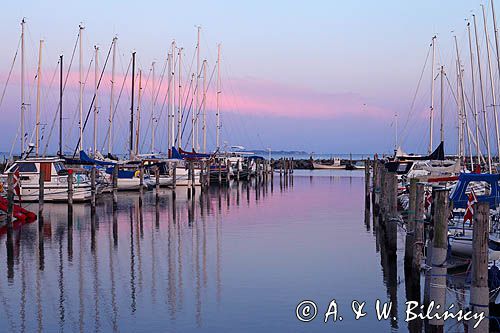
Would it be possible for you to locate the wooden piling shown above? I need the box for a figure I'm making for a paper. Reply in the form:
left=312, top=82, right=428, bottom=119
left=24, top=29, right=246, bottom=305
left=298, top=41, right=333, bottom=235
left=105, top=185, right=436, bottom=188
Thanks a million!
left=187, top=162, right=192, bottom=199
left=218, top=159, right=222, bottom=185
left=38, top=168, right=45, bottom=218
left=172, top=161, right=177, bottom=189
left=6, top=173, right=13, bottom=232
left=191, top=162, right=196, bottom=194
left=469, top=202, right=489, bottom=333
left=112, top=164, right=118, bottom=208
left=226, top=159, right=231, bottom=183
left=139, top=162, right=144, bottom=196
left=90, top=166, right=96, bottom=211
left=236, top=160, right=240, bottom=181
left=428, top=188, right=450, bottom=331
left=364, top=158, right=370, bottom=208
left=412, top=182, right=425, bottom=272
left=67, top=169, right=74, bottom=223
left=404, top=178, right=417, bottom=265
left=155, top=166, right=160, bottom=199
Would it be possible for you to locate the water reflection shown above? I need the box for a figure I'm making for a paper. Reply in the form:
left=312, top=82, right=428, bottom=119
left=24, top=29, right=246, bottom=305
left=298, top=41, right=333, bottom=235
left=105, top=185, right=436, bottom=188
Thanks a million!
left=0, top=171, right=422, bottom=332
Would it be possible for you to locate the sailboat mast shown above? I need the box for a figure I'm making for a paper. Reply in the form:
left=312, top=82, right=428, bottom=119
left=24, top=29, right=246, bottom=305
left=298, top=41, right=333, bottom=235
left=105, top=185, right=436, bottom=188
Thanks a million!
left=468, top=22, right=481, bottom=165
left=482, top=5, right=500, bottom=161
left=151, top=61, right=156, bottom=153
left=108, top=36, right=117, bottom=155
left=455, top=35, right=474, bottom=169
left=59, top=55, right=63, bottom=157
left=36, top=39, right=43, bottom=157
left=216, top=44, right=221, bottom=150
left=203, top=59, right=207, bottom=153
left=20, top=18, right=26, bottom=156
left=177, top=48, right=183, bottom=149
left=79, top=24, right=84, bottom=151
left=429, top=36, right=436, bottom=154
left=129, top=51, right=136, bottom=160
left=170, top=41, right=176, bottom=152
left=135, top=69, right=142, bottom=156
left=455, top=60, right=464, bottom=161
left=93, top=45, right=99, bottom=157
left=167, top=52, right=172, bottom=153
left=440, top=65, right=444, bottom=144
left=474, top=14, right=493, bottom=172
left=196, top=26, right=201, bottom=151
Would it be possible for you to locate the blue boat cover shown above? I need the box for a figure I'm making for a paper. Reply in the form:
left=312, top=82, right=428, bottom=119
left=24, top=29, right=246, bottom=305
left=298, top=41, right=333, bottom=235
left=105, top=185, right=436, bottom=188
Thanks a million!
left=80, top=150, right=116, bottom=166
left=104, top=167, right=136, bottom=179
left=450, top=173, right=500, bottom=209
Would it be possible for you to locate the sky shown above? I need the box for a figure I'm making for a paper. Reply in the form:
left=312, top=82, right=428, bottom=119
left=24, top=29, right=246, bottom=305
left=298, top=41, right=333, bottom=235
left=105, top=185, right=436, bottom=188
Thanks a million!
left=0, top=0, right=498, bottom=156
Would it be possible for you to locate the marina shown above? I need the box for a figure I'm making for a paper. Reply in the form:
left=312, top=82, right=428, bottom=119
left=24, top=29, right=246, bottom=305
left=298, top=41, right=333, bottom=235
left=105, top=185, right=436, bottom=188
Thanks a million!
left=7, top=0, right=500, bottom=332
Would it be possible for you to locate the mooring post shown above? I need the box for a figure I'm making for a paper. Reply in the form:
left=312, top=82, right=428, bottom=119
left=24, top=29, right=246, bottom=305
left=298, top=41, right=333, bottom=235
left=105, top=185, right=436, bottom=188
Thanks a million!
left=236, top=160, right=240, bottom=181
left=279, top=158, right=283, bottom=178
left=112, top=164, right=118, bottom=209
left=67, top=169, right=74, bottom=224
left=200, top=161, right=205, bottom=191
left=206, top=160, right=211, bottom=190
left=226, top=159, right=231, bottom=183
left=364, top=158, right=370, bottom=208
left=218, top=159, right=222, bottom=185
left=90, top=166, right=96, bottom=212
left=172, top=161, right=177, bottom=189
left=187, top=162, right=192, bottom=199
left=38, top=168, right=45, bottom=218
left=469, top=202, right=489, bottom=333
left=379, top=165, right=387, bottom=221
left=6, top=172, right=14, bottom=233
left=413, top=182, right=425, bottom=272
left=428, top=188, right=450, bottom=332
left=172, top=162, right=177, bottom=201
left=191, top=162, right=196, bottom=194
left=155, top=166, right=160, bottom=199
left=139, top=162, right=144, bottom=196
left=404, top=178, right=418, bottom=265
left=386, top=171, right=398, bottom=252
left=291, top=157, right=294, bottom=174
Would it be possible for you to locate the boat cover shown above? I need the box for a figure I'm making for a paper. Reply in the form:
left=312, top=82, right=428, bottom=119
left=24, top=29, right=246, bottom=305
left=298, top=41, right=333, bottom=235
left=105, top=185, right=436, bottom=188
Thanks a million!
left=449, top=173, right=500, bottom=209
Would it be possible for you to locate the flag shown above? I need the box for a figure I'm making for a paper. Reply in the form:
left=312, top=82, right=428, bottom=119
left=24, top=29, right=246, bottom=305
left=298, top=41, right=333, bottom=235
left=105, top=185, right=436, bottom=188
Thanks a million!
left=424, top=190, right=432, bottom=210
left=463, top=191, right=477, bottom=226
left=12, top=166, right=21, bottom=202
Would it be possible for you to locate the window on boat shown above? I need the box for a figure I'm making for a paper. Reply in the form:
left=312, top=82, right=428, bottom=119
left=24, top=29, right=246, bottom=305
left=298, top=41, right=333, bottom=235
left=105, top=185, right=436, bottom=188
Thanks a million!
left=465, top=181, right=491, bottom=196
left=53, top=162, right=66, bottom=173
left=15, top=162, right=37, bottom=172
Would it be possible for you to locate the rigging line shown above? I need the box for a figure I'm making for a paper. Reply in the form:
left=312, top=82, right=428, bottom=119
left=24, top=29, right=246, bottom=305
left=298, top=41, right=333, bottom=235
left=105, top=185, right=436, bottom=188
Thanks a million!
left=69, top=56, right=94, bottom=137
left=148, top=57, right=168, bottom=146
left=43, top=31, right=80, bottom=156
left=179, top=77, right=195, bottom=148
left=72, top=39, right=113, bottom=157
left=100, top=56, right=132, bottom=152
left=399, top=44, right=431, bottom=147
left=0, top=35, right=21, bottom=111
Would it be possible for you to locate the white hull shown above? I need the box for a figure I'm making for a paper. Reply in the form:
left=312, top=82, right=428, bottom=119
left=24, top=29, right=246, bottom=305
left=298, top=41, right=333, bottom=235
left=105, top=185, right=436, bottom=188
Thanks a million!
left=449, top=235, right=500, bottom=261
left=174, top=168, right=201, bottom=186
left=312, top=162, right=344, bottom=170
left=16, top=184, right=92, bottom=202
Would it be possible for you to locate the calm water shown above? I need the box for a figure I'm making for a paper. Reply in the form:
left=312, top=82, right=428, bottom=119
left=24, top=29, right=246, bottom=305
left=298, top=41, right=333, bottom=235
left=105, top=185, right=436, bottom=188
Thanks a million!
left=0, top=170, right=459, bottom=332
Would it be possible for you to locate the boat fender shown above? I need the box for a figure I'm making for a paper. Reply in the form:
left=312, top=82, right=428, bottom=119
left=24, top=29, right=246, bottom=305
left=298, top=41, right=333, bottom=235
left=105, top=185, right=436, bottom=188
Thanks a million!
left=134, top=170, right=141, bottom=178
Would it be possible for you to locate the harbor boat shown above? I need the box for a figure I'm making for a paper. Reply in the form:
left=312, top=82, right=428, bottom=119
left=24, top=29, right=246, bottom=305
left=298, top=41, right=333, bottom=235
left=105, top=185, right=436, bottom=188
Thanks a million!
left=105, top=161, right=155, bottom=191
left=0, top=157, right=92, bottom=202
left=142, top=159, right=174, bottom=187
left=312, top=158, right=344, bottom=169
left=448, top=232, right=500, bottom=261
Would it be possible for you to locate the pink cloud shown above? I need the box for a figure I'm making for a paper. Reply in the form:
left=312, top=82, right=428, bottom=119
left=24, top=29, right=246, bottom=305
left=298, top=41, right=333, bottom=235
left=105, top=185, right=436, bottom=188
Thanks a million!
left=215, top=77, right=392, bottom=119
left=1, top=70, right=393, bottom=121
